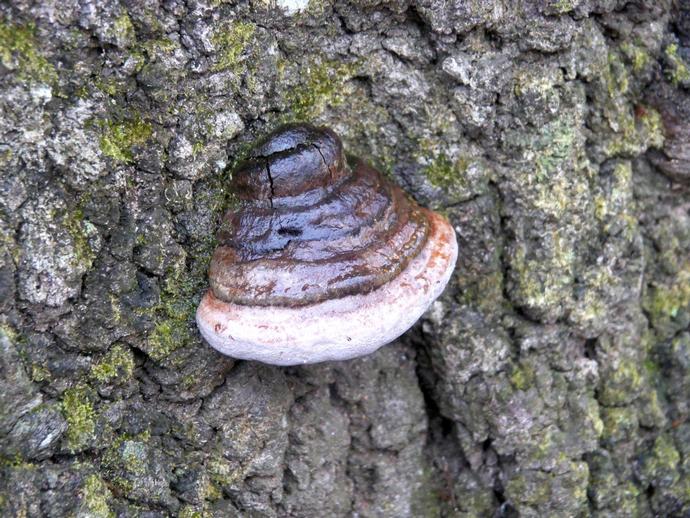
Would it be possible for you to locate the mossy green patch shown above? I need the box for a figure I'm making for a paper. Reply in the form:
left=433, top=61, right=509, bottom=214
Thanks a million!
left=207, top=455, right=248, bottom=488
left=147, top=254, right=213, bottom=361
left=642, top=434, right=680, bottom=488
left=607, top=105, right=665, bottom=158
left=637, top=388, right=666, bottom=430
left=644, top=263, right=690, bottom=331
left=0, top=147, right=12, bottom=167
left=80, top=474, right=114, bottom=518
left=457, top=270, right=505, bottom=313
left=0, top=323, right=19, bottom=343
left=551, top=0, right=574, bottom=13
left=422, top=153, right=472, bottom=190
left=143, top=178, right=228, bottom=362
left=507, top=461, right=589, bottom=513
left=643, top=358, right=661, bottom=378
left=101, top=435, right=154, bottom=498
left=30, top=363, right=50, bottom=383
left=141, top=37, right=177, bottom=56
left=510, top=114, right=589, bottom=219
left=204, top=475, right=223, bottom=501
left=586, top=396, right=604, bottom=438
left=611, top=160, right=633, bottom=203
left=120, top=440, right=148, bottom=475
left=620, top=41, right=649, bottom=73
left=285, top=59, right=359, bottom=121
left=147, top=318, right=191, bottom=361
left=61, top=385, right=96, bottom=452
left=63, top=208, right=97, bottom=270
left=112, top=13, right=135, bottom=44
left=0, top=20, right=57, bottom=84
left=599, top=359, right=643, bottom=406
left=94, top=77, right=124, bottom=97
left=505, top=472, right=551, bottom=507
left=0, top=452, right=30, bottom=468
left=102, top=433, right=150, bottom=476
left=192, top=140, right=205, bottom=156
left=0, top=224, right=19, bottom=265
left=98, top=116, right=153, bottom=163
left=178, top=506, right=203, bottom=518
left=601, top=406, right=638, bottom=443
left=664, top=44, right=690, bottom=86
left=91, top=344, right=135, bottom=383
left=606, top=51, right=630, bottom=98
left=534, top=124, right=576, bottom=182
left=513, top=67, right=561, bottom=103
left=569, top=266, right=618, bottom=330
left=510, top=228, right=576, bottom=313
left=510, top=362, right=536, bottom=391
left=212, top=21, right=256, bottom=73
left=594, top=47, right=663, bottom=159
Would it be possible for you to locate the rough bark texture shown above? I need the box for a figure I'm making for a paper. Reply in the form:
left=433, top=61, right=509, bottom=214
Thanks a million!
left=1, top=1, right=690, bottom=516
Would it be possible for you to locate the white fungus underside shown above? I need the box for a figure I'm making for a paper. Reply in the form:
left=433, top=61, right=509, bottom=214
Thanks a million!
left=196, top=213, right=458, bottom=365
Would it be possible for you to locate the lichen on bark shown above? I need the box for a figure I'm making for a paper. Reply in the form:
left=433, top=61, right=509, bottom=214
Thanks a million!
left=1, top=0, right=690, bottom=517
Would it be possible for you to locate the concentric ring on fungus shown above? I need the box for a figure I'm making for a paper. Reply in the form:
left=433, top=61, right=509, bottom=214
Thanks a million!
left=196, top=123, right=458, bottom=365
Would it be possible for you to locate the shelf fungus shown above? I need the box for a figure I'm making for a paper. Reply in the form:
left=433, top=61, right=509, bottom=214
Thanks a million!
left=196, top=123, right=458, bottom=365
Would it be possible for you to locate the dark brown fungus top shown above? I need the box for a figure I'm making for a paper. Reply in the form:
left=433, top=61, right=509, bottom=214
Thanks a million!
left=209, top=123, right=432, bottom=307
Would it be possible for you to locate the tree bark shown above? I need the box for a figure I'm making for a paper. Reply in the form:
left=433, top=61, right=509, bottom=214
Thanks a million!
left=1, top=0, right=689, bottom=516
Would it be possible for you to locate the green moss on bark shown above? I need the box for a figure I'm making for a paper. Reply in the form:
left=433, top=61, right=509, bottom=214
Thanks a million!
left=0, top=20, right=57, bottom=84
left=61, top=385, right=96, bottom=452
left=644, top=264, right=690, bottom=335
left=211, top=22, right=256, bottom=73
left=79, top=474, right=114, bottom=518
left=664, top=44, right=690, bottom=86
left=98, top=117, right=153, bottom=163
left=423, top=153, right=472, bottom=190
left=91, top=344, right=135, bottom=383
left=285, top=59, right=359, bottom=121
left=510, top=362, right=537, bottom=391
left=63, top=208, right=97, bottom=270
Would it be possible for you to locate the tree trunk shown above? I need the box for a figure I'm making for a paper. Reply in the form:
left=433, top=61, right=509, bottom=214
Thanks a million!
left=1, top=0, right=689, bottom=516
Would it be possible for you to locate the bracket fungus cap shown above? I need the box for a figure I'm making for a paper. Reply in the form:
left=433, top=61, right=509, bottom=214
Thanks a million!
left=196, top=123, right=458, bottom=365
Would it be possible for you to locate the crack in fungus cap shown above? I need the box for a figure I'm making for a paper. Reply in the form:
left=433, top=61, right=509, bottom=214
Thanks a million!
left=196, top=123, right=458, bottom=365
